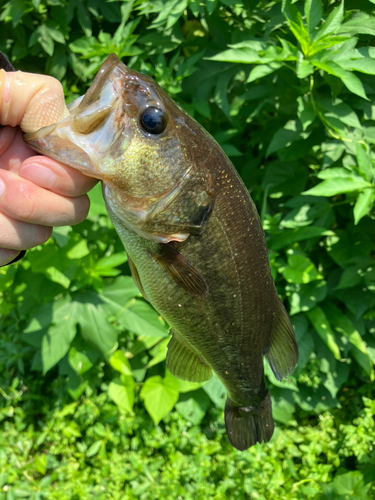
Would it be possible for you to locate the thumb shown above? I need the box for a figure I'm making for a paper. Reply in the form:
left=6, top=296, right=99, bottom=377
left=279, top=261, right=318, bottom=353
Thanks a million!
left=0, top=69, right=69, bottom=134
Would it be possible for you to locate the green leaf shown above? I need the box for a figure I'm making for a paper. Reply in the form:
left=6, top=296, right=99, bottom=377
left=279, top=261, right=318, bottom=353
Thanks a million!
left=333, top=471, right=370, bottom=499
left=297, top=95, right=316, bottom=130
left=337, top=57, right=375, bottom=76
left=34, top=454, right=47, bottom=475
left=282, top=253, right=322, bottom=284
left=68, top=347, right=93, bottom=375
left=247, top=62, right=282, bottom=83
left=312, top=60, right=368, bottom=100
left=351, top=348, right=374, bottom=378
left=109, top=350, right=132, bottom=376
left=66, top=240, right=90, bottom=260
left=265, top=361, right=298, bottom=390
left=313, top=1, right=343, bottom=41
left=44, top=266, right=70, bottom=289
left=221, top=144, right=242, bottom=157
left=322, top=360, right=349, bottom=398
left=23, top=296, right=82, bottom=373
left=355, top=144, right=374, bottom=180
left=35, top=25, right=55, bottom=56
left=297, top=57, right=314, bottom=78
left=316, top=167, right=356, bottom=179
left=77, top=2, right=92, bottom=37
left=94, top=252, right=128, bottom=276
left=112, top=1, right=135, bottom=45
left=146, top=338, right=169, bottom=369
left=203, top=375, right=226, bottom=408
left=322, top=302, right=368, bottom=354
left=86, top=440, right=103, bottom=458
left=272, top=397, right=295, bottom=425
left=306, top=306, right=341, bottom=360
left=267, top=120, right=303, bottom=156
left=318, top=99, right=362, bottom=129
left=45, top=25, right=65, bottom=44
left=175, top=391, right=210, bottom=425
left=108, top=376, right=135, bottom=413
left=140, top=372, right=179, bottom=424
left=294, top=320, right=314, bottom=369
left=175, top=379, right=203, bottom=393
left=288, top=280, right=328, bottom=315
left=38, top=298, right=79, bottom=373
left=353, top=188, right=374, bottom=225
left=76, top=294, right=118, bottom=354
left=282, top=0, right=303, bottom=26
left=303, top=178, right=370, bottom=197
left=269, top=226, right=334, bottom=251
left=304, top=0, right=322, bottom=37
left=100, top=276, right=142, bottom=312
left=117, top=300, right=169, bottom=338
left=207, top=48, right=261, bottom=64
left=336, top=266, right=363, bottom=290
left=339, top=15, right=375, bottom=37
left=282, top=0, right=310, bottom=52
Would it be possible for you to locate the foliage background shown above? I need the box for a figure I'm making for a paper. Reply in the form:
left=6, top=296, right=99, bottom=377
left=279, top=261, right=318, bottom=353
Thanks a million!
left=1, top=0, right=375, bottom=498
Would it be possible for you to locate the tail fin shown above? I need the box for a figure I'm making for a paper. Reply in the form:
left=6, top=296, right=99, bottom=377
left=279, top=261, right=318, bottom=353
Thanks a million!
left=224, top=393, right=274, bottom=451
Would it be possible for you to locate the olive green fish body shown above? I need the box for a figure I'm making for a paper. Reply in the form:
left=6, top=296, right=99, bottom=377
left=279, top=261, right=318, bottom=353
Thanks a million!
left=24, top=54, right=298, bottom=450
left=109, top=148, right=271, bottom=402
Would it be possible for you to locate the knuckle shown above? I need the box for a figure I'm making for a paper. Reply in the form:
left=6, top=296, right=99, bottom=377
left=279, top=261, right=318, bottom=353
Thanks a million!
left=14, top=182, right=38, bottom=221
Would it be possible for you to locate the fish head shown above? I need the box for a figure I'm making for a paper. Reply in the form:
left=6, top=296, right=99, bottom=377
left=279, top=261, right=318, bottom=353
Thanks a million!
left=24, top=54, right=216, bottom=242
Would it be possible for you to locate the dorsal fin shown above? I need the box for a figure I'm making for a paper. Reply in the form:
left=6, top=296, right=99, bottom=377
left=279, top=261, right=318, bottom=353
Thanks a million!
left=149, top=243, right=208, bottom=299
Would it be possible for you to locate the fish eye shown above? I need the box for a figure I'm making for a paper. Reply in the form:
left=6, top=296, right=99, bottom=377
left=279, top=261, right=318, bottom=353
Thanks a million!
left=140, top=107, right=167, bottom=135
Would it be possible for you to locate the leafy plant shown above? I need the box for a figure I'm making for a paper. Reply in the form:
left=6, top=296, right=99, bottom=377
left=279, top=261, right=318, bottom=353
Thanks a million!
left=1, top=0, right=375, bottom=498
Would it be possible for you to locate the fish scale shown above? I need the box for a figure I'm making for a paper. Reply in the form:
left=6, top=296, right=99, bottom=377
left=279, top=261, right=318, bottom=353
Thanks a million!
left=24, top=53, right=298, bottom=450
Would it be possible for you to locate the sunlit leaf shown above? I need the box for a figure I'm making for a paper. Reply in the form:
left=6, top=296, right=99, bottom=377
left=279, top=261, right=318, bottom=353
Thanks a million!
left=140, top=373, right=179, bottom=424
left=108, top=376, right=135, bottom=413
left=303, top=178, right=370, bottom=197
left=354, top=188, right=374, bottom=225
left=306, top=306, right=341, bottom=360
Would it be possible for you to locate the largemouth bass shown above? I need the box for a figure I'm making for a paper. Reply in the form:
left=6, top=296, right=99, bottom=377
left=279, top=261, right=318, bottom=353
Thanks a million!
left=24, top=54, right=298, bottom=451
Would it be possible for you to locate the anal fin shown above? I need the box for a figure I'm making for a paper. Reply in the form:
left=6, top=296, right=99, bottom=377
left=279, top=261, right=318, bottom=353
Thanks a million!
left=150, top=243, right=208, bottom=299
left=167, top=331, right=212, bottom=382
left=265, top=297, right=298, bottom=381
left=127, top=253, right=148, bottom=301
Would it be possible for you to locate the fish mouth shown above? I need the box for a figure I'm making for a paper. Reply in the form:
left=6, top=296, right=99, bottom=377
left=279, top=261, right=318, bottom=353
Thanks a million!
left=24, top=54, right=133, bottom=180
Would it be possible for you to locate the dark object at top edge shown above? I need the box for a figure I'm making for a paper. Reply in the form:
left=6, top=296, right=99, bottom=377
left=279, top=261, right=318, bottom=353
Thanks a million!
left=0, top=250, right=26, bottom=268
left=0, top=52, right=15, bottom=72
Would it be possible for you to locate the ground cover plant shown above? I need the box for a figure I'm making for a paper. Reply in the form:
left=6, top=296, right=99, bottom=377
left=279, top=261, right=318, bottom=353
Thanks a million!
left=0, top=0, right=375, bottom=498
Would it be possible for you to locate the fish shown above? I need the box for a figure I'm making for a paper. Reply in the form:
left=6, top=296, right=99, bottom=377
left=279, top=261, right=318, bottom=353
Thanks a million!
left=24, top=53, right=298, bottom=451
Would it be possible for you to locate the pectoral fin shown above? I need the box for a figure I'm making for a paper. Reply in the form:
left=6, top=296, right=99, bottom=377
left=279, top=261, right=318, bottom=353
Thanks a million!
left=167, top=332, right=212, bottom=382
left=265, top=297, right=298, bottom=381
left=127, top=253, right=148, bottom=301
left=150, top=243, right=208, bottom=299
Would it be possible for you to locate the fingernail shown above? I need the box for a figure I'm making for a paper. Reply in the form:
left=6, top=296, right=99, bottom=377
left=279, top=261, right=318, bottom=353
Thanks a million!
left=20, top=163, right=56, bottom=189
left=0, top=177, right=5, bottom=196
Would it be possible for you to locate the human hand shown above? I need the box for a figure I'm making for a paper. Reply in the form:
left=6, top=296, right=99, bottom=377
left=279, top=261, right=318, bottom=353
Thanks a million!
left=0, top=68, right=98, bottom=266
